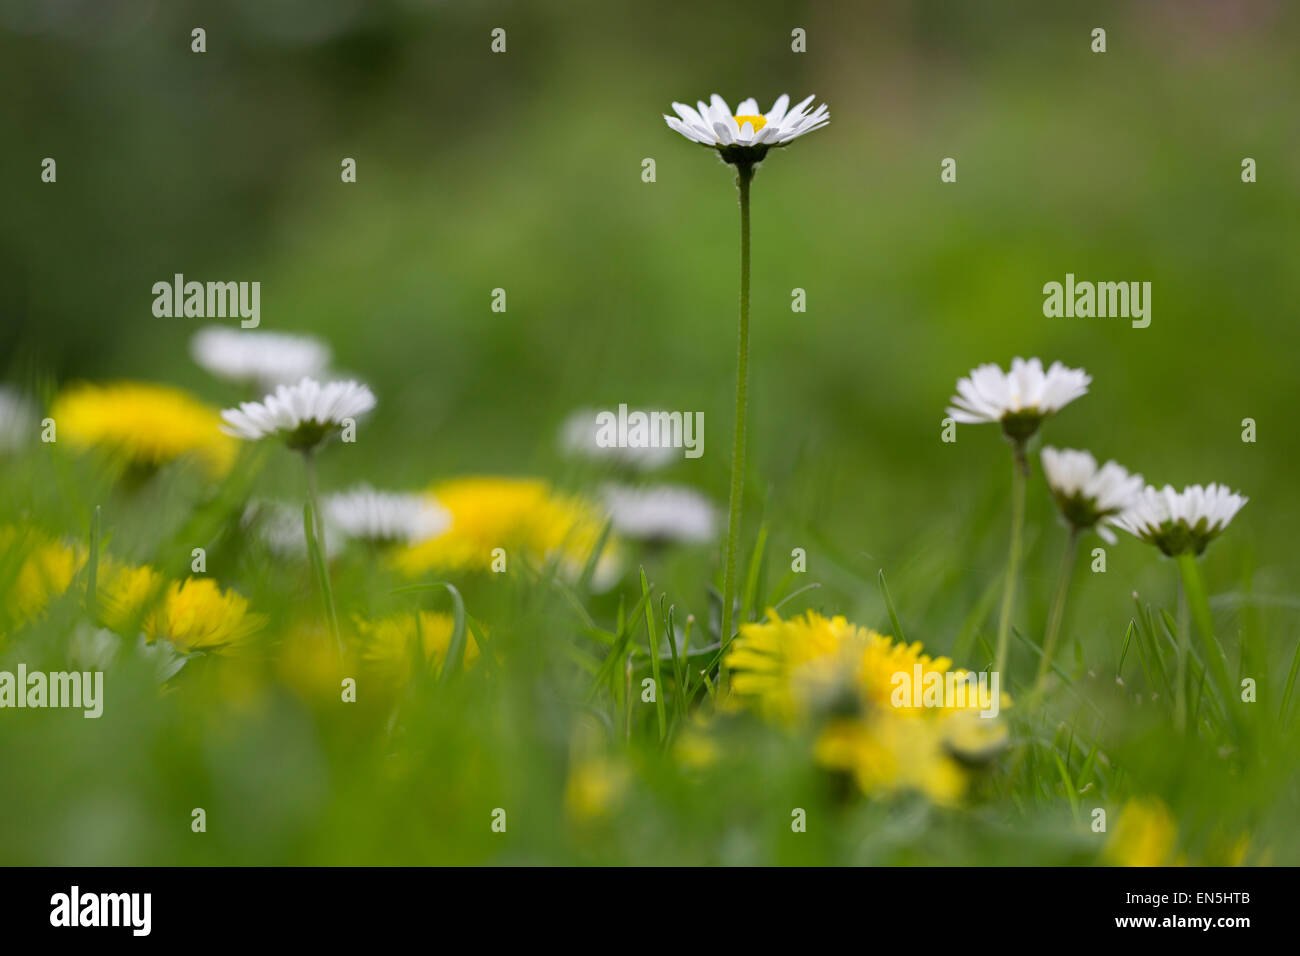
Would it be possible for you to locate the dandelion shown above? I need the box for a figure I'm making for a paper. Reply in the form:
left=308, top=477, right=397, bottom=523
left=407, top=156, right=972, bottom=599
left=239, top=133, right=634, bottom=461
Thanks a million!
left=323, top=485, right=451, bottom=546
left=947, top=358, right=1090, bottom=678
left=393, top=477, right=620, bottom=588
left=1104, top=797, right=1182, bottom=867
left=559, top=408, right=677, bottom=472
left=190, top=325, right=331, bottom=391
left=221, top=377, right=376, bottom=652
left=0, top=387, right=36, bottom=454
left=724, top=610, right=1005, bottom=804
left=599, top=483, right=717, bottom=544
left=1034, top=448, right=1143, bottom=688
left=51, top=381, right=236, bottom=477
left=0, top=529, right=84, bottom=628
left=665, top=93, right=828, bottom=676
left=1116, top=483, right=1247, bottom=730
left=357, top=610, right=479, bottom=687
left=98, top=563, right=263, bottom=654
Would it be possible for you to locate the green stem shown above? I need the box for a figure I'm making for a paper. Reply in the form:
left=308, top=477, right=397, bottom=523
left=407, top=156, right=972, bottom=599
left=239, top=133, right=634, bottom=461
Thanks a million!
left=1176, top=551, right=1232, bottom=729
left=719, top=163, right=754, bottom=686
left=303, top=451, right=343, bottom=655
left=994, top=448, right=1028, bottom=678
left=1174, top=566, right=1190, bottom=732
left=1035, top=526, right=1079, bottom=688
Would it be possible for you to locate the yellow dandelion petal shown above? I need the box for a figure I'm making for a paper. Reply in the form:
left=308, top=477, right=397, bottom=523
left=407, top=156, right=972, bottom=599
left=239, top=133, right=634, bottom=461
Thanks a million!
left=357, top=610, right=479, bottom=686
left=1105, top=797, right=1181, bottom=867
left=146, top=578, right=264, bottom=653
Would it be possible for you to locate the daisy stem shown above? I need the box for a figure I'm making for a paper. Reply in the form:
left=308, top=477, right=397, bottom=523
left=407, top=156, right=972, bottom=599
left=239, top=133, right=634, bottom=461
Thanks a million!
left=994, top=447, right=1028, bottom=678
left=1175, top=567, right=1190, bottom=733
left=1034, top=526, right=1079, bottom=691
left=302, top=450, right=343, bottom=655
left=1175, top=551, right=1232, bottom=731
left=719, top=162, right=755, bottom=688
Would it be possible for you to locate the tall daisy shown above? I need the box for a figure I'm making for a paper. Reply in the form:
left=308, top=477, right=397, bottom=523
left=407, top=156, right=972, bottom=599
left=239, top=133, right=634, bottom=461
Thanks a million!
left=1116, top=482, right=1247, bottom=730
left=946, top=358, right=1089, bottom=678
left=221, top=377, right=376, bottom=651
left=665, top=93, right=828, bottom=676
left=1035, top=448, right=1143, bottom=688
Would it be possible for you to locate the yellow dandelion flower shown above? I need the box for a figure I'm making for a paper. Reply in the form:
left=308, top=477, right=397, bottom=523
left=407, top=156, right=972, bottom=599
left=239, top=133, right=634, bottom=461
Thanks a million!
left=97, top=561, right=167, bottom=632
left=142, top=577, right=264, bottom=653
left=564, top=757, right=630, bottom=822
left=51, top=381, right=236, bottom=476
left=357, top=610, right=479, bottom=686
left=0, top=529, right=85, bottom=623
left=815, top=716, right=969, bottom=806
left=393, top=476, right=619, bottom=582
left=1105, top=797, right=1183, bottom=867
left=276, top=622, right=356, bottom=703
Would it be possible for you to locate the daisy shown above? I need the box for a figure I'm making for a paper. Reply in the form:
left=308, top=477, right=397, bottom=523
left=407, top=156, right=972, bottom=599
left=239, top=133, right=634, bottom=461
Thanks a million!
left=600, top=483, right=716, bottom=544
left=221, top=377, right=375, bottom=654
left=323, top=485, right=451, bottom=545
left=664, top=93, right=829, bottom=162
left=1116, top=483, right=1246, bottom=731
left=559, top=408, right=676, bottom=471
left=242, top=499, right=345, bottom=558
left=0, top=386, right=36, bottom=453
left=946, top=358, right=1089, bottom=679
left=664, top=93, right=827, bottom=677
left=220, top=376, right=375, bottom=451
left=1040, top=447, right=1143, bottom=545
left=947, top=357, right=1091, bottom=448
left=190, top=325, right=330, bottom=390
left=1114, top=483, right=1247, bottom=557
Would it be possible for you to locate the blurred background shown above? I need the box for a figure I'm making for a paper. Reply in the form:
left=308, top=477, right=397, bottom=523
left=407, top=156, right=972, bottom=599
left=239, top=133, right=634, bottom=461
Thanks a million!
left=1, top=0, right=1298, bottom=864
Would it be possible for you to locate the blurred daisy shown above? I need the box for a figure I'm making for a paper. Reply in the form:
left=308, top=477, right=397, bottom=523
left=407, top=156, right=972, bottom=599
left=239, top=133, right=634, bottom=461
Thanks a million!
left=559, top=408, right=676, bottom=472
left=324, top=485, right=451, bottom=545
left=947, top=357, right=1090, bottom=448
left=0, top=387, right=36, bottom=453
left=1114, top=483, right=1247, bottom=557
left=664, top=94, right=829, bottom=161
left=190, top=325, right=330, bottom=391
left=1041, top=447, right=1143, bottom=544
left=68, top=625, right=187, bottom=683
left=242, top=499, right=344, bottom=558
left=51, top=381, right=236, bottom=477
left=220, top=376, right=375, bottom=451
left=600, top=483, right=716, bottom=544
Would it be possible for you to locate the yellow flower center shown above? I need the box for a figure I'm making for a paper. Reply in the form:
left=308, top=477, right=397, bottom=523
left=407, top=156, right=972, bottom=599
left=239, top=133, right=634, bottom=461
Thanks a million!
left=733, top=114, right=766, bottom=131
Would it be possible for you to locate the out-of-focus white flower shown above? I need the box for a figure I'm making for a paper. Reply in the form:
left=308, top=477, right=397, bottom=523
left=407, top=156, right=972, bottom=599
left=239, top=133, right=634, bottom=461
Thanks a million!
left=221, top=377, right=375, bottom=450
left=1040, top=447, right=1143, bottom=544
left=190, top=326, right=331, bottom=390
left=324, top=485, right=451, bottom=545
left=1114, top=483, right=1248, bottom=556
left=0, top=386, right=36, bottom=453
left=243, top=499, right=344, bottom=557
left=560, top=408, right=677, bottom=471
left=665, top=94, right=829, bottom=154
left=600, top=483, right=717, bottom=544
left=947, top=358, right=1090, bottom=446
left=68, top=625, right=187, bottom=683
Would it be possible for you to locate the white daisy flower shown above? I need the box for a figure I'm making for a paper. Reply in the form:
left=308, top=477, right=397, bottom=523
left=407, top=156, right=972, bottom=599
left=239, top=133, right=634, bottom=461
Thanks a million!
left=323, top=485, right=451, bottom=545
left=190, top=326, right=331, bottom=390
left=1114, top=483, right=1248, bottom=557
left=1040, top=447, right=1143, bottom=544
left=559, top=408, right=677, bottom=472
left=600, top=483, right=718, bottom=544
left=0, top=386, right=36, bottom=453
left=243, top=499, right=345, bottom=557
left=947, top=357, right=1091, bottom=446
left=221, top=377, right=375, bottom=450
left=665, top=93, right=829, bottom=160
